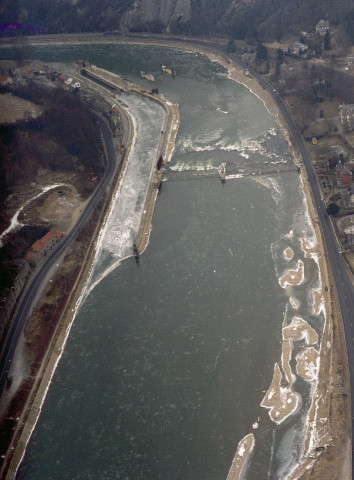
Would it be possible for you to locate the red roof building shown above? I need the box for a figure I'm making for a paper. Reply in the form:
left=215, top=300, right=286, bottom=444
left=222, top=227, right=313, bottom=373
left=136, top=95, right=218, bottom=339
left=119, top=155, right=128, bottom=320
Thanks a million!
left=26, top=229, right=64, bottom=266
left=336, top=164, right=352, bottom=187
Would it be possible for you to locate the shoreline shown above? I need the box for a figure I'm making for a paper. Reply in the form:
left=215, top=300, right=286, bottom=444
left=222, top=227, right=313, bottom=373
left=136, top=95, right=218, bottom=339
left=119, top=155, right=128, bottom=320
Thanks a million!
left=189, top=40, right=350, bottom=478
left=1, top=34, right=350, bottom=479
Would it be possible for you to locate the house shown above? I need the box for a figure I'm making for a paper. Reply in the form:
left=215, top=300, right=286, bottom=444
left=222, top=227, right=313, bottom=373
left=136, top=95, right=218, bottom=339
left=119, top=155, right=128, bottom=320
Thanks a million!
left=241, top=52, right=257, bottom=65
left=26, top=229, right=64, bottom=266
left=24, top=67, right=33, bottom=77
left=31, top=60, right=46, bottom=75
left=0, top=74, right=11, bottom=85
left=336, top=164, right=352, bottom=187
left=347, top=162, right=354, bottom=174
left=47, top=66, right=57, bottom=75
left=327, top=155, right=339, bottom=170
left=339, top=104, right=354, bottom=132
left=316, top=20, right=329, bottom=36
left=332, top=145, right=348, bottom=159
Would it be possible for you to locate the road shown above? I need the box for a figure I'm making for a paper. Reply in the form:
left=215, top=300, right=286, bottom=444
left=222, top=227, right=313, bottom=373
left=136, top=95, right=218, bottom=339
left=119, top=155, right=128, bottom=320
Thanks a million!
left=0, top=112, right=122, bottom=396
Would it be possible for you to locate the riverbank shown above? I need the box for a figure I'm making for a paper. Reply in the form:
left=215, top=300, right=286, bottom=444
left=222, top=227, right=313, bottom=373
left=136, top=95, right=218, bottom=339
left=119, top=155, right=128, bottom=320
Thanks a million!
left=83, top=64, right=179, bottom=253
left=0, top=34, right=350, bottom=479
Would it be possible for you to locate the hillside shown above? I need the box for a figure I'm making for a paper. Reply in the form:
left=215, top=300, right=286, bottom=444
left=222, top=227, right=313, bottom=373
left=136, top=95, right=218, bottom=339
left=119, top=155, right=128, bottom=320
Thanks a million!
left=0, top=84, right=103, bottom=290
left=1, top=0, right=354, bottom=42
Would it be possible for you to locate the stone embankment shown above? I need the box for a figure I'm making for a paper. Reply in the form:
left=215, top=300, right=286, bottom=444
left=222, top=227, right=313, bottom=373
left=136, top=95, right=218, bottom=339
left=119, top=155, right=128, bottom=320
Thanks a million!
left=84, top=65, right=180, bottom=252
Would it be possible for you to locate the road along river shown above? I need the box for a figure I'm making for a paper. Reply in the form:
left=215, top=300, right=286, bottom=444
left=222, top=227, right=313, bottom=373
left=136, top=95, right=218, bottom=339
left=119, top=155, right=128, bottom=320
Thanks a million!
left=0, top=42, right=337, bottom=479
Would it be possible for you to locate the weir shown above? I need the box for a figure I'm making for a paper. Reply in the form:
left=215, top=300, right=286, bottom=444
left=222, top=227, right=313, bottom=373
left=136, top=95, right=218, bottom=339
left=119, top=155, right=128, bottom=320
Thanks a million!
left=166, top=164, right=300, bottom=182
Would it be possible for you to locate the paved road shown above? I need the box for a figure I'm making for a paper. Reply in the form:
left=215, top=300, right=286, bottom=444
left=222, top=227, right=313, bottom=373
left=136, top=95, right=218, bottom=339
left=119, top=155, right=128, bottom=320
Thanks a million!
left=0, top=113, right=121, bottom=396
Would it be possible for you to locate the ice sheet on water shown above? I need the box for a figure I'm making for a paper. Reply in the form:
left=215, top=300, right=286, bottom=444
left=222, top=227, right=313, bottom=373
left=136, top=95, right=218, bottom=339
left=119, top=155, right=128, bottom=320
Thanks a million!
left=86, top=93, right=165, bottom=293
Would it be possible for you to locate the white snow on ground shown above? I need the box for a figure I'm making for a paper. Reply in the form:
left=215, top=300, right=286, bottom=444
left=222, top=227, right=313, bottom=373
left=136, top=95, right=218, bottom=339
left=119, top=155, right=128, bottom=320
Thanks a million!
left=0, top=184, right=66, bottom=247
left=84, top=92, right=165, bottom=295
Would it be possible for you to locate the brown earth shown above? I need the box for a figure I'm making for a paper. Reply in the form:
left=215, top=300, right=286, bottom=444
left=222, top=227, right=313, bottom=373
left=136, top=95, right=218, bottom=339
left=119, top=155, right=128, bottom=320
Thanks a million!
left=0, top=94, right=42, bottom=124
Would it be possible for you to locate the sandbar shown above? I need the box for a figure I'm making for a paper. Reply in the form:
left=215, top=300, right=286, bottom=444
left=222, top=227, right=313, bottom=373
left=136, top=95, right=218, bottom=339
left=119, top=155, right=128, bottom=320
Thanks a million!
left=279, top=259, right=304, bottom=288
left=226, top=433, right=255, bottom=480
left=301, top=237, right=318, bottom=259
left=296, top=347, right=319, bottom=382
left=261, top=362, right=299, bottom=424
left=284, top=247, right=294, bottom=260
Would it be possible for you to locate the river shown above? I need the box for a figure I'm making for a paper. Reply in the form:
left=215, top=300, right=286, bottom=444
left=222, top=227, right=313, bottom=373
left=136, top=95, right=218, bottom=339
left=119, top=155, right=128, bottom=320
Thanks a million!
left=5, top=44, right=324, bottom=479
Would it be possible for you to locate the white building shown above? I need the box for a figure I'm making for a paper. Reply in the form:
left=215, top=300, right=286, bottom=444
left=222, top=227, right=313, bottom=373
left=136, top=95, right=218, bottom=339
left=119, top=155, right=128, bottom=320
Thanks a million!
left=339, top=104, right=354, bottom=131
left=316, top=20, right=329, bottom=36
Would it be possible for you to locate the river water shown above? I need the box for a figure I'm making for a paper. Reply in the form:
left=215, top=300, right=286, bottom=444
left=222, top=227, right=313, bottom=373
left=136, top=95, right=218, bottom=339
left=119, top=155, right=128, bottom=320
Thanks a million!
left=8, top=44, right=324, bottom=479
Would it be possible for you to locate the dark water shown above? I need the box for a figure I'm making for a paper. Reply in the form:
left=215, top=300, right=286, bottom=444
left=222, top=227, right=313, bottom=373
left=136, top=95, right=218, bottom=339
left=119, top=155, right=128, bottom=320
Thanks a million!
left=4, top=44, right=323, bottom=479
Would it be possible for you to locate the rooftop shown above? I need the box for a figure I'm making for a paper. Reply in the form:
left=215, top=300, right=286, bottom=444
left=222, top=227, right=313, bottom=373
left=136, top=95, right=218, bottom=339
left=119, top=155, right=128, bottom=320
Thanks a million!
left=30, top=229, right=63, bottom=253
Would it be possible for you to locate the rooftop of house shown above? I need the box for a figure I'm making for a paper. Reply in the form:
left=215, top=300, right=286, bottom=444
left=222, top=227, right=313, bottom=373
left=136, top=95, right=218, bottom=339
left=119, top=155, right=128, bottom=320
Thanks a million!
left=292, top=42, right=307, bottom=50
left=30, top=229, right=64, bottom=253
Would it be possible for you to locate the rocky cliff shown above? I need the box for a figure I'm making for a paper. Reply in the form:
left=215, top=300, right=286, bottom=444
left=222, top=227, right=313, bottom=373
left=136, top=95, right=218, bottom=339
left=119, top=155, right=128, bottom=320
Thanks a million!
left=119, top=0, right=191, bottom=32
left=1, top=0, right=354, bottom=41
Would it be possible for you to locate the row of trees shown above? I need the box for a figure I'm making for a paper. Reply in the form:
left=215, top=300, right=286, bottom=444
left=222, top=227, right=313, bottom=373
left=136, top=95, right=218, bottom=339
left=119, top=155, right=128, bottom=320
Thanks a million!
left=13, top=86, right=103, bottom=170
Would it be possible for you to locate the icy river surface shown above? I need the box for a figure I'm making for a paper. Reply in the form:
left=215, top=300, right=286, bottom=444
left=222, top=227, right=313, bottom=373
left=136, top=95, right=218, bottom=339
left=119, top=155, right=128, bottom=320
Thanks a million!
left=10, top=44, right=326, bottom=480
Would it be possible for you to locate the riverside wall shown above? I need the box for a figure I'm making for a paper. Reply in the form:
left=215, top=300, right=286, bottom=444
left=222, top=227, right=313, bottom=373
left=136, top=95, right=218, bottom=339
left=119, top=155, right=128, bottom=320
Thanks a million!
left=84, top=65, right=180, bottom=253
